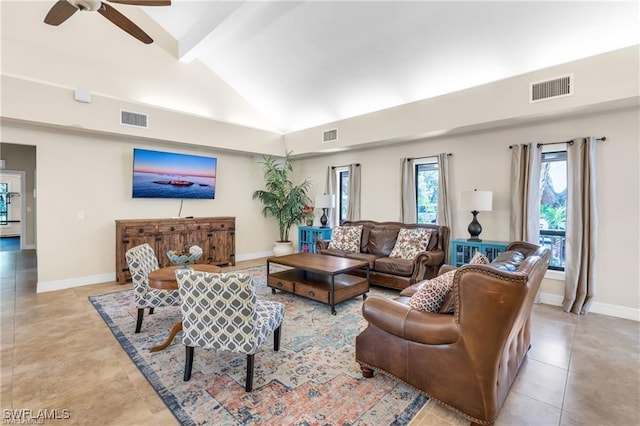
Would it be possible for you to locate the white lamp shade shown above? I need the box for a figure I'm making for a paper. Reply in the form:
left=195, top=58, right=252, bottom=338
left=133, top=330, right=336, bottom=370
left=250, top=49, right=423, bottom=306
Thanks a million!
left=315, top=194, right=335, bottom=208
left=461, top=190, right=493, bottom=211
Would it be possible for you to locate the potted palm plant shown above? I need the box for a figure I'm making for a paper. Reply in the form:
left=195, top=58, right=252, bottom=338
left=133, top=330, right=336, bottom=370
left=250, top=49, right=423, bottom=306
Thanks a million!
left=253, top=152, right=312, bottom=256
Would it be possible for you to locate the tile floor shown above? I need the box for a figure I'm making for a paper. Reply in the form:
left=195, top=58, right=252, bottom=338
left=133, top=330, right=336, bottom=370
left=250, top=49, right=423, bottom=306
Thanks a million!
left=1, top=250, right=638, bottom=425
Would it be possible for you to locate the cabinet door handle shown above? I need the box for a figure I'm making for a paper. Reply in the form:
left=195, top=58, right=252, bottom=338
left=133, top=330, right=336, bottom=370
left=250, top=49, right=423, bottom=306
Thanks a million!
left=138, top=228, right=144, bottom=233
left=170, top=226, right=175, bottom=231
left=307, top=290, right=315, bottom=297
left=276, top=281, right=283, bottom=288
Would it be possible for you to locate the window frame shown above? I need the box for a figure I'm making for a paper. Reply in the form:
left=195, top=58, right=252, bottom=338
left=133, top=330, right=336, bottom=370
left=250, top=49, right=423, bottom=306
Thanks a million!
left=539, top=148, right=567, bottom=272
left=0, top=183, right=8, bottom=225
left=334, top=166, right=349, bottom=225
left=413, top=157, right=439, bottom=224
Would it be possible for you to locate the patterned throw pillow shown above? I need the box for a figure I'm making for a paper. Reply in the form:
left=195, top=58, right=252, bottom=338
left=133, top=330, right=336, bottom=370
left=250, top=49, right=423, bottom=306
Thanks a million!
left=389, top=228, right=432, bottom=260
left=328, top=225, right=363, bottom=252
left=470, top=252, right=489, bottom=265
left=408, top=270, right=456, bottom=313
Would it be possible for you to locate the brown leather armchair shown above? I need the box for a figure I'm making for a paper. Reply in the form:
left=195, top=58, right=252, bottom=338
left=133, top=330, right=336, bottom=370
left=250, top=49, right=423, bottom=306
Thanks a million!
left=355, top=242, right=551, bottom=425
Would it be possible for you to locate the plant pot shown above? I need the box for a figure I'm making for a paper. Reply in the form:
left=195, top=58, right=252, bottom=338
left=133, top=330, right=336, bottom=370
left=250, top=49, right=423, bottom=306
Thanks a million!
left=306, top=219, right=314, bottom=226
left=273, top=241, right=295, bottom=257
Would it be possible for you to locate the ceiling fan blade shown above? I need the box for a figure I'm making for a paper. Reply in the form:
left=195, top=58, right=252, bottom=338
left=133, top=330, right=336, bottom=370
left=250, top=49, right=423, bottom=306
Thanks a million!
left=44, top=0, right=78, bottom=26
left=107, top=1, right=171, bottom=5
left=98, top=3, right=153, bottom=44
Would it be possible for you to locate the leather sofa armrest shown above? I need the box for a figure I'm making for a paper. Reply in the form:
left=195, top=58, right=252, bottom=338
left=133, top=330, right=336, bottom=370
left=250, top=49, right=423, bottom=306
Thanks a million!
left=362, top=295, right=460, bottom=345
left=415, top=249, right=445, bottom=266
left=411, top=249, right=445, bottom=281
left=315, top=239, right=330, bottom=251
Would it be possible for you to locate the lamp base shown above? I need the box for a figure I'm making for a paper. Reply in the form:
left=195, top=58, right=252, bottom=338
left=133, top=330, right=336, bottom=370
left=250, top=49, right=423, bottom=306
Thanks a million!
left=467, top=210, right=483, bottom=242
left=320, top=208, right=328, bottom=228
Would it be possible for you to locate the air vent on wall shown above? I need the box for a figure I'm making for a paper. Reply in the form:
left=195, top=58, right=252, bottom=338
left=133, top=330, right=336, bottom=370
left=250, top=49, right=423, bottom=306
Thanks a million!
left=323, top=129, right=338, bottom=143
left=120, top=110, right=148, bottom=128
left=530, top=74, right=573, bottom=103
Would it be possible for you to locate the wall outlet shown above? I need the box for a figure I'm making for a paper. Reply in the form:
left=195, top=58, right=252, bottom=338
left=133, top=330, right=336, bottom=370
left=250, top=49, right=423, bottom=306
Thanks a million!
left=76, top=211, right=85, bottom=221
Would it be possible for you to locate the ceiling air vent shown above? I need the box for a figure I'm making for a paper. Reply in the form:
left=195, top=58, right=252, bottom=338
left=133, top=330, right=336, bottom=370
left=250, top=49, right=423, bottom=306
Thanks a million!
left=323, top=129, right=338, bottom=143
left=530, top=74, right=573, bottom=103
left=120, top=110, right=148, bottom=128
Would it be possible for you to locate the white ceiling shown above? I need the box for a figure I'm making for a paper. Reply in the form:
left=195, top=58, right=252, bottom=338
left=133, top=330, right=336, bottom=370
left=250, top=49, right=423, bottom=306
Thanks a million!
left=138, top=0, right=640, bottom=133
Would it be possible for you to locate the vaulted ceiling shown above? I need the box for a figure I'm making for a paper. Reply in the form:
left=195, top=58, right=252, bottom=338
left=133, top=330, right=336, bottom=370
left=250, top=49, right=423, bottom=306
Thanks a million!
left=140, top=0, right=640, bottom=132
left=5, top=1, right=640, bottom=134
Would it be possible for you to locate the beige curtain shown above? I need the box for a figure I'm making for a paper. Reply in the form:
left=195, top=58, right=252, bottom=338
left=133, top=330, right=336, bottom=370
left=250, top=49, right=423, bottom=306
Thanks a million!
left=400, top=158, right=417, bottom=223
left=510, top=143, right=542, bottom=243
left=563, top=137, right=598, bottom=315
left=436, top=153, right=452, bottom=229
left=346, top=163, right=361, bottom=221
left=437, top=153, right=453, bottom=263
left=326, top=166, right=337, bottom=227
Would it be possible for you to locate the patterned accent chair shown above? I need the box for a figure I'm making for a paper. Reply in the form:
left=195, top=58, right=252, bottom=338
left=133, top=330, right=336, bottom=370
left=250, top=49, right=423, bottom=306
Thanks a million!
left=125, top=243, right=180, bottom=333
left=176, top=271, right=285, bottom=392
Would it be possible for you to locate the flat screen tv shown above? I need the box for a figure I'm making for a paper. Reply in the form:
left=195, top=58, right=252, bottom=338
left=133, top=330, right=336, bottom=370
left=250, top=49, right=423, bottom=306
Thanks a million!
left=132, top=148, right=216, bottom=199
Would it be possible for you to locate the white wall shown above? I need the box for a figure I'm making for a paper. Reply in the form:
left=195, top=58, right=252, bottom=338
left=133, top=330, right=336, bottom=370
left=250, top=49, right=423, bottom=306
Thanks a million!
left=0, top=121, right=300, bottom=291
left=294, top=106, right=640, bottom=317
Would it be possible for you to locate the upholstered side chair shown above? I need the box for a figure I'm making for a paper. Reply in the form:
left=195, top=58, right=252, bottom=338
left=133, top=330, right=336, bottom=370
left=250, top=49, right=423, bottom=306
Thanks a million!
left=176, top=270, right=285, bottom=392
left=125, top=243, right=180, bottom=333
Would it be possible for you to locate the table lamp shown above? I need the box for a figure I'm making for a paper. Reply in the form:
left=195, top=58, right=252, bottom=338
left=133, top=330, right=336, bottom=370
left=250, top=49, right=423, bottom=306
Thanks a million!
left=461, top=189, right=493, bottom=241
left=315, top=194, right=335, bottom=228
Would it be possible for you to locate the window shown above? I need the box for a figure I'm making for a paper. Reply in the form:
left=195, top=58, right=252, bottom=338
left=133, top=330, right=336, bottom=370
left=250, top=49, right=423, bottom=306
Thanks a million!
left=539, top=150, right=567, bottom=270
left=415, top=158, right=439, bottom=224
left=338, top=169, right=349, bottom=224
left=0, top=183, right=8, bottom=225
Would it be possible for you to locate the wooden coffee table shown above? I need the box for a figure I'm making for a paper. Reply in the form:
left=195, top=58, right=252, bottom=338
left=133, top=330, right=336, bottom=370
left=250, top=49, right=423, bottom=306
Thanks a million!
left=267, top=253, right=369, bottom=315
left=147, top=264, right=222, bottom=352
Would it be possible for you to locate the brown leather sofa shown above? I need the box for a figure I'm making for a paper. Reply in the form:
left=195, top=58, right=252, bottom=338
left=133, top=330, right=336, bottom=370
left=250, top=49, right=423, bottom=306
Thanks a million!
left=355, top=241, right=551, bottom=425
left=315, top=221, right=449, bottom=290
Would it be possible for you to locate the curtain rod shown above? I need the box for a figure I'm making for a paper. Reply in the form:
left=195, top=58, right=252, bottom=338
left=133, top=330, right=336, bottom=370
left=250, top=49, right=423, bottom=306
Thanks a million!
left=509, top=137, right=606, bottom=149
left=406, top=153, right=453, bottom=161
left=331, top=163, right=360, bottom=169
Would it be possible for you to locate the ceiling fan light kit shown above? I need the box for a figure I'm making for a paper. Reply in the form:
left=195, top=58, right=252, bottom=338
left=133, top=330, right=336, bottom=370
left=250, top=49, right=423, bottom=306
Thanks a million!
left=43, top=0, right=171, bottom=44
left=69, top=0, right=102, bottom=12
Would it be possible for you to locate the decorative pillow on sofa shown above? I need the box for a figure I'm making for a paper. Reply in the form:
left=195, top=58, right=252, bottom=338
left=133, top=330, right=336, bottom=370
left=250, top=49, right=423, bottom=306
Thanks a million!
left=389, top=228, right=432, bottom=260
left=470, top=251, right=489, bottom=265
left=438, top=251, right=491, bottom=314
left=408, top=270, right=455, bottom=312
left=328, top=225, right=363, bottom=252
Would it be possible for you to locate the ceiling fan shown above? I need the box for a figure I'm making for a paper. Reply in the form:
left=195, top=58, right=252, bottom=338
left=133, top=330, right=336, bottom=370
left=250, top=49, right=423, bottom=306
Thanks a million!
left=44, top=0, right=171, bottom=44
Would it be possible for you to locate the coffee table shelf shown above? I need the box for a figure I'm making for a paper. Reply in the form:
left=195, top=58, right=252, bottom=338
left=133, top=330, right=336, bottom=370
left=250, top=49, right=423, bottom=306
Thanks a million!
left=267, top=253, right=369, bottom=314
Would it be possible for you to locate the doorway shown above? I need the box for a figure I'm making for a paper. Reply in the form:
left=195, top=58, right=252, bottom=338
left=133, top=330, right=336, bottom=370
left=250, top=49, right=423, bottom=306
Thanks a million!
left=0, top=142, right=36, bottom=252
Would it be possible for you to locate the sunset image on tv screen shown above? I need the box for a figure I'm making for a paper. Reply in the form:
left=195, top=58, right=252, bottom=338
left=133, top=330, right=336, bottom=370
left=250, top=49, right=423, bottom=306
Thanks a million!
left=132, top=148, right=217, bottom=199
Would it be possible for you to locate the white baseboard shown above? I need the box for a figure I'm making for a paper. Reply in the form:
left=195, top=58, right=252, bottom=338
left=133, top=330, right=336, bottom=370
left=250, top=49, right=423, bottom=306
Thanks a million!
left=35, top=252, right=272, bottom=293
left=538, top=292, right=640, bottom=321
left=37, top=272, right=116, bottom=293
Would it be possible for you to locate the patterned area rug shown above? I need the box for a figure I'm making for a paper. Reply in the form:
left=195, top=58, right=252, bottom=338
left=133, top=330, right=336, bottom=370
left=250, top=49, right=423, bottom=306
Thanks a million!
left=89, top=265, right=428, bottom=425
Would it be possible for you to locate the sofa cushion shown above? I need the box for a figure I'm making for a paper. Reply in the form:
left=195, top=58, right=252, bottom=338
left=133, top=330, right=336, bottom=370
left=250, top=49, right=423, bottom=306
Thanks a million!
left=319, top=248, right=352, bottom=258
left=374, top=257, right=414, bottom=277
left=389, top=228, right=431, bottom=260
left=345, top=252, right=380, bottom=268
left=367, top=227, right=399, bottom=256
left=328, top=225, right=363, bottom=252
left=408, top=270, right=456, bottom=312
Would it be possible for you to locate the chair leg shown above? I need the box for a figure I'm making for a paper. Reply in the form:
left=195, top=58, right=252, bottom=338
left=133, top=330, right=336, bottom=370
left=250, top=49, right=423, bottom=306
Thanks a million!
left=245, top=354, right=255, bottom=392
left=184, top=346, right=194, bottom=381
left=149, top=307, right=155, bottom=315
left=135, top=308, right=144, bottom=333
left=274, top=325, right=281, bottom=352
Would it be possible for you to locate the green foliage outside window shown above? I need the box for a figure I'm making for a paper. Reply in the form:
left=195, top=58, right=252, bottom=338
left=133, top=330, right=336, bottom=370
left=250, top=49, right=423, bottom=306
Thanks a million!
left=416, top=163, right=438, bottom=224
